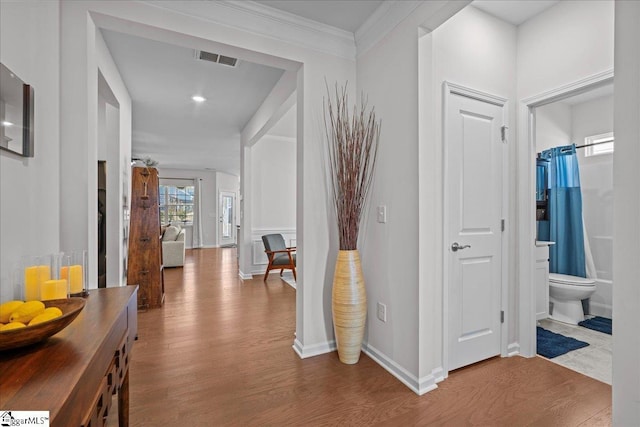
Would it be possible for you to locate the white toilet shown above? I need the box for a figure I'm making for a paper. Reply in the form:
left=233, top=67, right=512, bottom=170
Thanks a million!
left=549, top=273, right=596, bottom=324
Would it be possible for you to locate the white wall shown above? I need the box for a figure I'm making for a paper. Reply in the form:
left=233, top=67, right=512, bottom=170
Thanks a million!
left=251, top=136, right=296, bottom=230
left=60, top=1, right=98, bottom=287
left=238, top=82, right=296, bottom=278
left=249, top=134, right=296, bottom=274
left=354, top=0, right=613, bottom=392
left=535, top=103, right=572, bottom=153
left=96, top=29, right=132, bottom=287
left=59, top=5, right=132, bottom=289
left=517, top=1, right=614, bottom=101
left=104, top=104, right=121, bottom=285
left=613, top=2, right=640, bottom=421
left=573, top=95, right=614, bottom=317
left=56, top=0, right=354, bottom=356
left=0, top=1, right=60, bottom=301
left=356, top=3, right=515, bottom=392
left=516, top=0, right=614, bottom=357
left=158, top=168, right=217, bottom=248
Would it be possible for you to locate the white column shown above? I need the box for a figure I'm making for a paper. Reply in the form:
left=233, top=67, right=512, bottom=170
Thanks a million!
left=612, top=0, right=640, bottom=423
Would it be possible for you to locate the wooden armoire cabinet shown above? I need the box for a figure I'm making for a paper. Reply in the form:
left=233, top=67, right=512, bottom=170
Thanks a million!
left=127, top=166, right=164, bottom=309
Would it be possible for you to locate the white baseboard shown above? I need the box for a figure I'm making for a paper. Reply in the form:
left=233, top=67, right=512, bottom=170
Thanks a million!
left=507, top=342, right=520, bottom=357
left=238, top=271, right=253, bottom=280
left=362, top=342, right=443, bottom=395
left=292, top=339, right=336, bottom=359
left=187, top=245, right=218, bottom=249
left=291, top=339, right=443, bottom=396
left=281, top=276, right=296, bottom=289
left=251, top=267, right=267, bottom=276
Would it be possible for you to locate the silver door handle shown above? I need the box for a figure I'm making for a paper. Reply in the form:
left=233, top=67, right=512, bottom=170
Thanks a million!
left=451, top=242, right=471, bottom=252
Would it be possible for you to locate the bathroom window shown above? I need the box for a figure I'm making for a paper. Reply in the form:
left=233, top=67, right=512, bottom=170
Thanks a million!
left=584, top=132, right=614, bottom=157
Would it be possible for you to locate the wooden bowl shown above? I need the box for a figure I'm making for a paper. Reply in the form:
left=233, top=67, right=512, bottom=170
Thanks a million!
left=0, top=298, right=86, bottom=352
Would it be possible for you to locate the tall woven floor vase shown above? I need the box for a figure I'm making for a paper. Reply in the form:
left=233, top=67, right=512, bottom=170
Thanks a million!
left=332, top=250, right=367, bottom=364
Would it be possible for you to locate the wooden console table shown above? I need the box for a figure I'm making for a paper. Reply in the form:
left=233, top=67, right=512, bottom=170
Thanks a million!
left=0, top=286, right=138, bottom=426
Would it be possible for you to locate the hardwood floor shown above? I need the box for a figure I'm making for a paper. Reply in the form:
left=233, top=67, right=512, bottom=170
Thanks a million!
left=129, top=248, right=611, bottom=426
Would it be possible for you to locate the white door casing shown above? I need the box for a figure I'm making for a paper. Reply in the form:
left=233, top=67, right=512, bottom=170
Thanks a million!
left=444, top=83, right=507, bottom=372
left=517, top=71, right=613, bottom=358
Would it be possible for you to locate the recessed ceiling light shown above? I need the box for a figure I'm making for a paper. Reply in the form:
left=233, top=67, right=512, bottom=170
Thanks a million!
left=192, top=95, right=206, bottom=103
left=1, top=121, right=13, bottom=127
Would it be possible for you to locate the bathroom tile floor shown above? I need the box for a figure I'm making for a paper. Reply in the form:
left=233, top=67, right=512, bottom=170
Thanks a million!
left=538, top=317, right=612, bottom=384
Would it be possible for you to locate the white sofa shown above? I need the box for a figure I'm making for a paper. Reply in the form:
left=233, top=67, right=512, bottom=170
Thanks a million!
left=162, top=224, right=186, bottom=267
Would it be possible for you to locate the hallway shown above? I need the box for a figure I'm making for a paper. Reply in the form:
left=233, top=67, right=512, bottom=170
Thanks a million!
left=128, top=248, right=611, bottom=425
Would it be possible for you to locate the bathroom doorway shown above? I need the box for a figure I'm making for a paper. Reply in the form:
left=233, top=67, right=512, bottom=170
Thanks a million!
left=532, top=80, right=614, bottom=384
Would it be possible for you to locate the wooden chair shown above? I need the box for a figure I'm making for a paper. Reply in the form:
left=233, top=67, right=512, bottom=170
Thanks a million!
left=262, top=234, right=296, bottom=281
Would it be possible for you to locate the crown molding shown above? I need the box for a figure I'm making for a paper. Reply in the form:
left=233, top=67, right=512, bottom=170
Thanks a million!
left=139, top=1, right=431, bottom=62
left=355, top=0, right=423, bottom=57
left=140, top=0, right=356, bottom=60
left=226, top=1, right=353, bottom=41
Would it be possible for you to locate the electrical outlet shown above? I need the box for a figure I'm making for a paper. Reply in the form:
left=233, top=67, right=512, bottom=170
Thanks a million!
left=377, top=205, right=387, bottom=223
left=377, top=302, right=387, bottom=322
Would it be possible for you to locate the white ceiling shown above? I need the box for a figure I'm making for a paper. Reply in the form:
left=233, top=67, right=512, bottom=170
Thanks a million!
left=252, top=0, right=384, bottom=32
left=472, top=0, right=559, bottom=26
left=255, top=0, right=561, bottom=31
left=101, top=1, right=564, bottom=176
left=101, top=29, right=285, bottom=175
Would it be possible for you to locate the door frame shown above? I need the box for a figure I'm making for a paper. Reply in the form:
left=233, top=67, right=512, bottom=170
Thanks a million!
left=442, top=82, right=510, bottom=374
left=516, top=69, right=614, bottom=357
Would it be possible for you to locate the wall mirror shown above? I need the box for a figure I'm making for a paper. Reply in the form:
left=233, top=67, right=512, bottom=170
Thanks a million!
left=0, top=63, right=34, bottom=157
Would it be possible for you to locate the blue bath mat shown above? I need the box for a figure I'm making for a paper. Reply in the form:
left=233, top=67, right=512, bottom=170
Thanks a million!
left=579, top=316, right=612, bottom=335
left=537, top=327, right=589, bottom=359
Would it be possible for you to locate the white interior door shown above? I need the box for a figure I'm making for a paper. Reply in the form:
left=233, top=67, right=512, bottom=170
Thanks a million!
left=219, top=191, right=236, bottom=247
left=446, top=84, right=505, bottom=371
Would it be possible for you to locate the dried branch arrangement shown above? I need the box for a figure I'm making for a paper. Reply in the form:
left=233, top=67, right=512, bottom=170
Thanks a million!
left=324, top=83, right=381, bottom=250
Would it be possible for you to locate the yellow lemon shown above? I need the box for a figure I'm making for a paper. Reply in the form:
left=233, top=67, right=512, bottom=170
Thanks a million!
left=9, top=300, right=45, bottom=324
left=44, top=307, right=63, bottom=317
left=0, top=300, right=24, bottom=323
left=29, top=307, right=63, bottom=326
left=0, top=322, right=27, bottom=331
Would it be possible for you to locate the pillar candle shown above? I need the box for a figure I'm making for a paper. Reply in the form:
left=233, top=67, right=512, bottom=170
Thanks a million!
left=24, top=265, right=51, bottom=301
left=41, top=279, right=67, bottom=301
left=61, top=265, right=83, bottom=294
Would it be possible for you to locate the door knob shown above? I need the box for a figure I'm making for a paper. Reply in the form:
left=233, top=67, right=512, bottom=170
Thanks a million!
left=451, top=242, right=471, bottom=252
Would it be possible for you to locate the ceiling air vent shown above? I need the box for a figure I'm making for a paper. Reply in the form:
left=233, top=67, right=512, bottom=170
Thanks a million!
left=198, top=51, right=219, bottom=63
left=195, top=50, right=238, bottom=68
left=217, top=55, right=237, bottom=67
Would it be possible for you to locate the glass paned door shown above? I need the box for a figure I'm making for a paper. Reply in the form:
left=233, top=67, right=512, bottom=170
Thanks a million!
left=219, top=191, right=236, bottom=246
